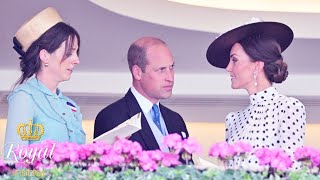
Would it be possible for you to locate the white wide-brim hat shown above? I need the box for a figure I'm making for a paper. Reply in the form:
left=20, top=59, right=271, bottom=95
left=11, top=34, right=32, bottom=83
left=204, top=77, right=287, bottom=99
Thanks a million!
left=14, top=7, right=63, bottom=53
left=206, top=18, right=294, bottom=69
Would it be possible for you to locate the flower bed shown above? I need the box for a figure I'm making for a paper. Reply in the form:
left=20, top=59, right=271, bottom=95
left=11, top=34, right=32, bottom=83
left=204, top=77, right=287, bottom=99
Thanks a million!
left=1, top=134, right=320, bottom=179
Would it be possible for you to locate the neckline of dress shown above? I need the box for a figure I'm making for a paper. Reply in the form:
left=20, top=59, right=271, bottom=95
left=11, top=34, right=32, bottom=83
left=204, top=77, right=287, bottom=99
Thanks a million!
left=249, top=86, right=278, bottom=105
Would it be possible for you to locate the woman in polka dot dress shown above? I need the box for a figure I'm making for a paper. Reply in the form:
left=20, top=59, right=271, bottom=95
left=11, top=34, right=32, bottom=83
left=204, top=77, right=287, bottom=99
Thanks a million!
left=206, top=18, right=306, bottom=170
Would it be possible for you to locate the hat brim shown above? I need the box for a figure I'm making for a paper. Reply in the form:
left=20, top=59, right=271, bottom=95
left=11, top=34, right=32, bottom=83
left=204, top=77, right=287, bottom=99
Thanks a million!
left=206, top=22, right=294, bottom=68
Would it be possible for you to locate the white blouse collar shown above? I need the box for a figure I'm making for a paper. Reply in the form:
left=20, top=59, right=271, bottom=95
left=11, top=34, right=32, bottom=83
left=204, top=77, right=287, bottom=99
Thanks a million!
left=249, top=86, right=279, bottom=105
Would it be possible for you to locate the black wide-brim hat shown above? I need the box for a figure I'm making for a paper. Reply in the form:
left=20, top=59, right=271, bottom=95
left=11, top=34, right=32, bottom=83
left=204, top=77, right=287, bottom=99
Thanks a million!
left=206, top=21, right=294, bottom=68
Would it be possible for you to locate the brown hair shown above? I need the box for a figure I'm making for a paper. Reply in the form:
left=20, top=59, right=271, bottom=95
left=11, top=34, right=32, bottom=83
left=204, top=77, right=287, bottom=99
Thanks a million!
left=127, top=37, right=166, bottom=73
left=13, top=22, right=80, bottom=87
left=239, top=35, right=288, bottom=83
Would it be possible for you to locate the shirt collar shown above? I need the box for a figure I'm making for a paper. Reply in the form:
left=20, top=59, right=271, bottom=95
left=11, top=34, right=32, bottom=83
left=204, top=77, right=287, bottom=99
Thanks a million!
left=249, top=86, right=278, bottom=105
left=130, top=86, right=159, bottom=113
left=28, top=77, right=64, bottom=98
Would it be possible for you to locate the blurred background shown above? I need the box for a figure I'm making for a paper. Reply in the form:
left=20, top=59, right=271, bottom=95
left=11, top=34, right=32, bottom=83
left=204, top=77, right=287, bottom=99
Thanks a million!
left=1, top=0, right=319, bottom=161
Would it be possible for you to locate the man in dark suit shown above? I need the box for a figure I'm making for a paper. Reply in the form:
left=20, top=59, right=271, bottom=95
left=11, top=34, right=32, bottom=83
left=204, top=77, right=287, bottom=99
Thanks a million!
left=94, top=37, right=189, bottom=153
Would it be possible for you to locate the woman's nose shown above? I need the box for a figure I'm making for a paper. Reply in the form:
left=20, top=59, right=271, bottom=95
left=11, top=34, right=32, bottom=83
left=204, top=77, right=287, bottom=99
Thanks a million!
left=226, top=62, right=232, bottom=72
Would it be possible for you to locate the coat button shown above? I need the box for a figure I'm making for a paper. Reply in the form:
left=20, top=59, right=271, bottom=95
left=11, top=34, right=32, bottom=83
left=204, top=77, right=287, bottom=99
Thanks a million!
left=62, top=113, right=66, bottom=115
left=69, top=130, right=73, bottom=133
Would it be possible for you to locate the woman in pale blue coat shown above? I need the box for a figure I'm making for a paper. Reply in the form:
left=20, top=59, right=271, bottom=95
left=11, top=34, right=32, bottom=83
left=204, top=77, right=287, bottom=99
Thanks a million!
left=4, top=7, right=86, bottom=151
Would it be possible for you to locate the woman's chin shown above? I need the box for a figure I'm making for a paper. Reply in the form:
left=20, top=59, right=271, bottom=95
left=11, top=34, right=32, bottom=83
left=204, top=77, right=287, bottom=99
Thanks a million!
left=231, top=84, right=240, bottom=89
left=62, top=75, right=71, bottom=82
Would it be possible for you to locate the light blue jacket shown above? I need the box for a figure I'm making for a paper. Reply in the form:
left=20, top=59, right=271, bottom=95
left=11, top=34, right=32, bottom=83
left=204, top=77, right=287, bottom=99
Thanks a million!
left=4, top=78, right=86, bottom=149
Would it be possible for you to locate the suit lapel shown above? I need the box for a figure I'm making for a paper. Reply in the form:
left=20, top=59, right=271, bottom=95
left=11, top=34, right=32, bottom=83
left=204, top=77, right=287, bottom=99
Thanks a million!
left=160, top=104, right=188, bottom=139
left=159, top=104, right=174, bottom=134
left=124, top=90, right=159, bottom=150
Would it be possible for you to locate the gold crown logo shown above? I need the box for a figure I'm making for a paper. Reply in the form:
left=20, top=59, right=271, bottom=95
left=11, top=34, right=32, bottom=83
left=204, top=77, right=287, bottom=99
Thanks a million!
left=16, top=119, right=44, bottom=141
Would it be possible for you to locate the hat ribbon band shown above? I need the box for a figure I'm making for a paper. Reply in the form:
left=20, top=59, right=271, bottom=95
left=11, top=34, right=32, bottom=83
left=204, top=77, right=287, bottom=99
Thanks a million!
left=13, top=37, right=26, bottom=60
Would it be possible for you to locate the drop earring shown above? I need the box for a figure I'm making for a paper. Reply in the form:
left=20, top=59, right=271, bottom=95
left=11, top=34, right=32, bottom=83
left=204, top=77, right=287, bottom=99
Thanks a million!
left=253, top=71, right=257, bottom=87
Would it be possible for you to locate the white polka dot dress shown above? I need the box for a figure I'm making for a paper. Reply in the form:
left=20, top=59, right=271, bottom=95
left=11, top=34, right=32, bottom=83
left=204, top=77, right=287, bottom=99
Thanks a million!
left=225, top=87, right=306, bottom=170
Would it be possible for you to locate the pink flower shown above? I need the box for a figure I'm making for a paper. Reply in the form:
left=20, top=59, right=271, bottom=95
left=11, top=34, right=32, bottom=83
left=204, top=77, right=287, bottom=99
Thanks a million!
left=140, top=160, right=158, bottom=172
left=101, top=150, right=125, bottom=166
left=99, top=155, right=111, bottom=166
left=270, top=149, right=292, bottom=171
left=162, top=133, right=182, bottom=149
left=88, top=163, right=102, bottom=172
left=0, top=159, right=8, bottom=172
left=0, top=159, right=5, bottom=167
left=129, top=142, right=143, bottom=156
left=78, top=147, right=91, bottom=160
left=114, top=138, right=134, bottom=154
left=138, top=151, right=158, bottom=171
left=172, top=141, right=183, bottom=154
left=52, top=143, right=68, bottom=162
left=161, top=153, right=181, bottom=167
left=294, top=147, right=318, bottom=161
left=99, top=152, right=124, bottom=166
left=137, top=151, right=152, bottom=163
left=69, top=151, right=79, bottom=162
left=312, top=153, right=320, bottom=167
left=209, top=142, right=235, bottom=160
left=92, top=142, right=109, bottom=155
left=112, top=138, right=127, bottom=154
left=255, top=148, right=273, bottom=165
left=52, top=154, right=64, bottom=163
left=149, top=150, right=164, bottom=161
left=255, top=148, right=293, bottom=171
left=182, top=138, right=202, bottom=155
left=233, top=142, right=252, bottom=155
left=294, top=147, right=320, bottom=168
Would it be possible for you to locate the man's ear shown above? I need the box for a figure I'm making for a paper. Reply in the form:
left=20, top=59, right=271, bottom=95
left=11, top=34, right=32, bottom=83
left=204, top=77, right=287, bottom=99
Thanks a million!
left=39, top=49, right=49, bottom=64
left=132, top=65, right=142, bottom=80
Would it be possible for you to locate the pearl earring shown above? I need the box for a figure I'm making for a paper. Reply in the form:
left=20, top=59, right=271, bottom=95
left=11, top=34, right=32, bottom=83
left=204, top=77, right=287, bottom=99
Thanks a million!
left=44, top=63, right=49, bottom=67
left=253, top=71, right=257, bottom=87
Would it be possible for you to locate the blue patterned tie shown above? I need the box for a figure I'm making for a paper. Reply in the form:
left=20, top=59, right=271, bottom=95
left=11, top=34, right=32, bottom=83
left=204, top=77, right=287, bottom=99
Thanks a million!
left=152, top=104, right=163, bottom=135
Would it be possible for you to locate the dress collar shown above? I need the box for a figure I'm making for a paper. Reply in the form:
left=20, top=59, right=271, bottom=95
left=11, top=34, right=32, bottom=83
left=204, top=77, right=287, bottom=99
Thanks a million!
left=249, top=86, right=278, bottom=105
left=28, top=77, right=63, bottom=97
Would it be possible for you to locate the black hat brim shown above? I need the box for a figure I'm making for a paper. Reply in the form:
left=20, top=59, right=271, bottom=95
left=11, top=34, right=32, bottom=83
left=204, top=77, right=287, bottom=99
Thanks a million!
left=206, top=22, right=294, bottom=68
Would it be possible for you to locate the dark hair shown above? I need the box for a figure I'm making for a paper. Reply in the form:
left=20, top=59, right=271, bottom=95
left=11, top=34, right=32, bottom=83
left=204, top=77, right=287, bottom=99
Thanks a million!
left=13, top=22, right=80, bottom=87
left=127, top=44, right=148, bottom=73
left=127, top=37, right=166, bottom=73
left=239, top=35, right=288, bottom=83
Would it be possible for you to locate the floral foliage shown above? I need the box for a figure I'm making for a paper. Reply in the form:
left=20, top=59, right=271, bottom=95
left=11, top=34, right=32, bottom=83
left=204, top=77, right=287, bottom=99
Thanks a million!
left=0, top=134, right=319, bottom=179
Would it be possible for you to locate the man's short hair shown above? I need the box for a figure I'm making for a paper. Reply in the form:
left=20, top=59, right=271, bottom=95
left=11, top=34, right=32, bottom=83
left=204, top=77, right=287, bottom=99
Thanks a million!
left=127, top=37, right=166, bottom=72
